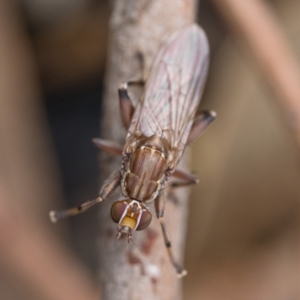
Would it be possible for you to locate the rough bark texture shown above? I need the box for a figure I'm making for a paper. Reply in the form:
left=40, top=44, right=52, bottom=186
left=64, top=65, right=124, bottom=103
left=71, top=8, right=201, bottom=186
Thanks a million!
left=97, top=1, right=198, bottom=299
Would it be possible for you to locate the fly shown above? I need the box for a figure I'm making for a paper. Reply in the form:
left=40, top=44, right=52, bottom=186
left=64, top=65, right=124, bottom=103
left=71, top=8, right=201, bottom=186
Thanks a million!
left=49, top=23, right=216, bottom=278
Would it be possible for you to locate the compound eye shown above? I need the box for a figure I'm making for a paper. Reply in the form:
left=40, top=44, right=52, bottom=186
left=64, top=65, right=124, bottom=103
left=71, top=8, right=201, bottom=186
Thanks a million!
left=111, top=201, right=128, bottom=223
left=136, top=209, right=152, bottom=231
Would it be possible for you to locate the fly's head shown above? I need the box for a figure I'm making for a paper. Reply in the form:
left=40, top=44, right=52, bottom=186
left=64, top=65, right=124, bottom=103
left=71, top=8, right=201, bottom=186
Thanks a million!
left=111, top=199, right=152, bottom=243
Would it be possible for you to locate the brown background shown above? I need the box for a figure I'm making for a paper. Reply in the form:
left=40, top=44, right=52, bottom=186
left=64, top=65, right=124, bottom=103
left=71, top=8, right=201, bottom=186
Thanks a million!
left=0, top=0, right=300, bottom=299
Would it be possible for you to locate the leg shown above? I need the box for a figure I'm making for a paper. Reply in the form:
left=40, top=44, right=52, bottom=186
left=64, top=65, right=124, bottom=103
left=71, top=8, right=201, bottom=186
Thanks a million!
left=92, top=138, right=123, bottom=156
left=187, top=110, right=216, bottom=145
left=49, top=171, right=121, bottom=223
left=119, top=79, right=144, bottom=129
left=171, top=169, right=199, bottom=187
left=155, top=193, right=187, bottom=278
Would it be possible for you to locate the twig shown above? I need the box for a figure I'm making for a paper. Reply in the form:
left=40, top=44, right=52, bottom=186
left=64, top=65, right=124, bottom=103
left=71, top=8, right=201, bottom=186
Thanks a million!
left=211, top=0, right=300, bottom=150
left=97, top=0, right=198, bottom=299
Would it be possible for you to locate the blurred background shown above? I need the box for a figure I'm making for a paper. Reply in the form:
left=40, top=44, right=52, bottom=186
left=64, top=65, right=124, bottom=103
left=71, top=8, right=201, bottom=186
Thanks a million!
left=1, top=0, right=300, bottom=299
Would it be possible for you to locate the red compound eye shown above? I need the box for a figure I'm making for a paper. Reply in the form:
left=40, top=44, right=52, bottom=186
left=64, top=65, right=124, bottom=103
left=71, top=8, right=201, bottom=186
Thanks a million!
left=111, top=201, right=128, bottom=223
left=136, top=209, right=152, bottom=231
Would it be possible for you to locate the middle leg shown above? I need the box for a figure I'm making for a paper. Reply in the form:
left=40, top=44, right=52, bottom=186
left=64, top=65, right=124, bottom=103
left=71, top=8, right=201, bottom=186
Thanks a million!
left=171, top=169, right=199, bottom=187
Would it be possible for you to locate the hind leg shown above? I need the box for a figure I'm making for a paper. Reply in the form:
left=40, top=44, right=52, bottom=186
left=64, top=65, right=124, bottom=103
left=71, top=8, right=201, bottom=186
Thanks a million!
left=118, top=79, right=145, bottom=129
left=187, top=110, right=216, bottom=144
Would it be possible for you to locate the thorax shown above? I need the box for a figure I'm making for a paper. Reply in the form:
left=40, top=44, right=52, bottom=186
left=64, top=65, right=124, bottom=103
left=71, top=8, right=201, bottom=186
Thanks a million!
left=121, top=136, right=168, bottom=202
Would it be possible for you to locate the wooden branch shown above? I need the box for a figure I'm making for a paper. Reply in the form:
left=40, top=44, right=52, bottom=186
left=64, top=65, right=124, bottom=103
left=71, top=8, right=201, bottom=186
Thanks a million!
left=211, top=0, right=300, bottom=150
left=97, top=1, right=198, bottom=299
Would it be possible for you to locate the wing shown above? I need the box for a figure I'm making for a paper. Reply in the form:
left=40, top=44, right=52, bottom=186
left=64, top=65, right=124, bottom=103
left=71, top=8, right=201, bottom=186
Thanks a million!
left=126, top=24, right=209, bottom=164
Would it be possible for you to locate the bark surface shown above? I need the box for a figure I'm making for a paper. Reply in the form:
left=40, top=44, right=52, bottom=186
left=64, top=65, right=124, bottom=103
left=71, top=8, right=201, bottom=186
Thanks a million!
left=97, top=1, right=198, bottom=299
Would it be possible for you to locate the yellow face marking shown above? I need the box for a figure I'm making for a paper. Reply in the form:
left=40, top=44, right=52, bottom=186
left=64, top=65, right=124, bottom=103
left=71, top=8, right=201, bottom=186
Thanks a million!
left=121, top=216, right=137, bottom=230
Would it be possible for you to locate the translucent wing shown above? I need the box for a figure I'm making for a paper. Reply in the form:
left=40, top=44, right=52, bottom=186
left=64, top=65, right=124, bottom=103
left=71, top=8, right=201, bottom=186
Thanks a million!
left=126, top=24, right=209, bottom=165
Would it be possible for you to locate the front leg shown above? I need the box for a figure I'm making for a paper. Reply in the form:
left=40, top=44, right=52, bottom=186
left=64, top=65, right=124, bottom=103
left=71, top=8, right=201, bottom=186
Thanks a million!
left=49, top=171, right=121, bottom=222
left=155, top=193, right=187, bottom=278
